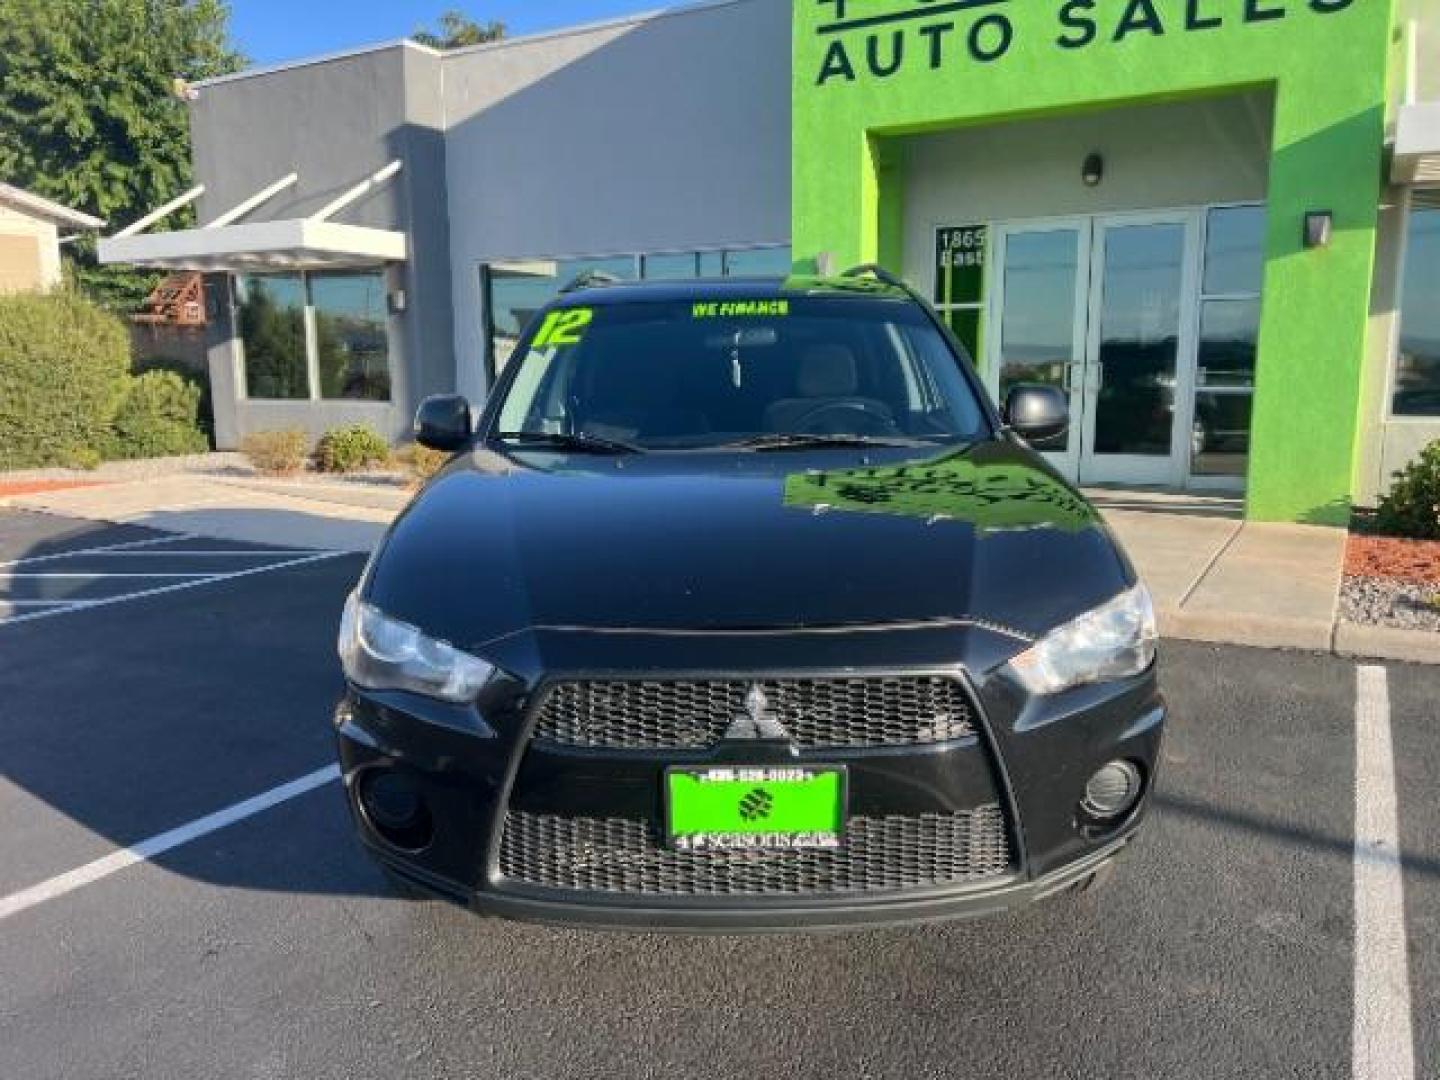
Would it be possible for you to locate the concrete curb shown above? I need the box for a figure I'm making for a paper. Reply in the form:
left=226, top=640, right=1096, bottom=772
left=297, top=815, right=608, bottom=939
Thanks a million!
left=1159, top=607, right=1334, bottom=652
left=1334, top=622, right=1440, bottom=665
left=1161, top=607, right=1439, bottom=665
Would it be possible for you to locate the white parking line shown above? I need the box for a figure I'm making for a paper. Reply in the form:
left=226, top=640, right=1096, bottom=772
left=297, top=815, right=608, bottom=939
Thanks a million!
left=1353, top=665, right=1415, bottom=1080
left=15, top=550, right=329, bottom=558
left=3, top=572, right=216, bottom=579
left=0, top=551, right=348, bottom=628
left=0, top=532, right=198, bottom=569
left=0, top=765, right=341, bottom=923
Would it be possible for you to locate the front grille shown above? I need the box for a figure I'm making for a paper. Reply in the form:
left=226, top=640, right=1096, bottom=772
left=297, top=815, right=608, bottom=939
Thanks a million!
left=530, top=677, right=976, bottom=751
left=497, top=806, right=1010, bottom=896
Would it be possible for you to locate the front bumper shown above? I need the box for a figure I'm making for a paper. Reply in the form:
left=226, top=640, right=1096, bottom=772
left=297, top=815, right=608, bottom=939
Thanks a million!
left=372, top=830, right=1136, bottom=932
left=334, top=629, right=1165, bottom=932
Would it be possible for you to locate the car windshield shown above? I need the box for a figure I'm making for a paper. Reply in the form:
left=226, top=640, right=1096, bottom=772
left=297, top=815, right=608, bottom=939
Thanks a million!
left=492, top=296, right=991, bottom=451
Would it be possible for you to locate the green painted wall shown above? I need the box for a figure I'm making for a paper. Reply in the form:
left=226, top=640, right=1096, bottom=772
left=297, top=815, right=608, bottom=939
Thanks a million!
left=792, top=0, right=1397, bottom=523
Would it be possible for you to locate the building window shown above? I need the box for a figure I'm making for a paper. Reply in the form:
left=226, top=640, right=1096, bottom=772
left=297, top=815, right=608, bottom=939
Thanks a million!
left=1394, top=205, right=1440, bottom=417
left=481, top=245, right=790, bottom=380
left=312, top=272, right=391, bottom=401
left=1192, top=205, right=1266, bottom=478
left=237, top=270, right=392, bottom=402
left=237, top=274, right=308, bottom=400
left=933, top=225, right=987, bottom=363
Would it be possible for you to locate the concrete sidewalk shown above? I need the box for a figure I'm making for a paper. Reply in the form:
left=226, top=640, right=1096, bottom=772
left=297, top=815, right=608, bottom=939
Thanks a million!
left=1092, top=493, right=1341, bottom=649
left=1091, top=490, right=1435, bottom=664
left=1, top=473, right=404, bottom=552
left=5, top=472, right=1431, bottom=663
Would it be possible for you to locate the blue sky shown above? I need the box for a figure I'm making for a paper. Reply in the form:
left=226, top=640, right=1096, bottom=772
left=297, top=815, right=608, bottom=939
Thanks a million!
left=230, top=1, right=674, bottom=66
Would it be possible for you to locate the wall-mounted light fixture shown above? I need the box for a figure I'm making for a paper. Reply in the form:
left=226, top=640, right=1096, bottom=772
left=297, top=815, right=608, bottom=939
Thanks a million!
left=1303, top=211, right=1334, bottom=250
left=388, top=289, right=408, bottom=315
left=815, top=251, right=837, bottom=277
left=1082, top=153, right=1105, bottom=188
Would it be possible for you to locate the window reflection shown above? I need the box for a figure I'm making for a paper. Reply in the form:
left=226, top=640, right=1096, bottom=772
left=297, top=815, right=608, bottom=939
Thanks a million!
left=1197, top=299, right=1259, bottom=390
left=312, top=272, right=390, bottom=401
left=1192, top=206, right=1266, bottom=479
left=998, top=230, right=1079, bottom=452
left=1395, top=208, right=1440, bottom=417
left=1093, top=223, right=1185, bottom=457
left=724, top=247, right=793, bottom=277
left=238, top=274, right=308, bottom=400
left=1203, top=205, right=1267, bottom=296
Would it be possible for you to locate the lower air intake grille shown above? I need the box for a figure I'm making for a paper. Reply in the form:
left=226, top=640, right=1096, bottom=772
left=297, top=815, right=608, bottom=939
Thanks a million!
left=497, top=807, right=1010, bottom=896
left=530, top=677, right=976, bottom=751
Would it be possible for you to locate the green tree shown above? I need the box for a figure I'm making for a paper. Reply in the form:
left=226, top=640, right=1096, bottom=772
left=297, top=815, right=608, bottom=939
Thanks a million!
left=413, top=10, right=505, bottom=50
left=0, top=0, right=246, bottom=310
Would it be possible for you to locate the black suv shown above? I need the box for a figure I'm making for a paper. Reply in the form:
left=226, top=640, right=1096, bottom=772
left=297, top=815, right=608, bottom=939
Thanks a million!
left=334, top=270, right=1165, bottom=930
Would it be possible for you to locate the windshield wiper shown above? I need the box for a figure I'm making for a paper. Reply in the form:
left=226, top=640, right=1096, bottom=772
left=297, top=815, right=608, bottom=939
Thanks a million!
left=721, top=433, right=937, bottom=452
left=492, top=431, right=644, bottom=455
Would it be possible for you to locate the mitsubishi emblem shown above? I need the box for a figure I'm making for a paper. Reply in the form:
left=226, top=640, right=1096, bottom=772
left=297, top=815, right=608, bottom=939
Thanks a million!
left=724, top=684, right=791, bottom=741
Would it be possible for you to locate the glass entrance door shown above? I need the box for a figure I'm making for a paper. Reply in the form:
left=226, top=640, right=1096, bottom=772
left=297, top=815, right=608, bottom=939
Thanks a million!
left=1079, top=214, right=1199, bottom=486
left=986, top=219, right=1090, bottom=479
left=985, top=212, right=1200, bottom=487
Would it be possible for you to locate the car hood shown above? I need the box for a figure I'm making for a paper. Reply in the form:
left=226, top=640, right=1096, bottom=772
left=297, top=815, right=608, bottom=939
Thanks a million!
left=363, top=439, right=1134, bottom=656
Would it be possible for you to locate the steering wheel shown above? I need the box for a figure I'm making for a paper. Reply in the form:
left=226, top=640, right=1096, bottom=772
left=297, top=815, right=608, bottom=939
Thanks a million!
left=789, top=398, right=897, bottom=436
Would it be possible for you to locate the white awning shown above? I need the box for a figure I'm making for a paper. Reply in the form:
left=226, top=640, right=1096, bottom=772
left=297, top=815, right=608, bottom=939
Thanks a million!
left=98, top=218, right=406, bottom=271
left=1394, top=102, right=1440, bottom=186
left=97, top=161, right=407, bottom=272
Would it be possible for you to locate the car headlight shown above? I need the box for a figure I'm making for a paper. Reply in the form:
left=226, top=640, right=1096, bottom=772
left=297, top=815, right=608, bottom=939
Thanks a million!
left=338, top=592, right=494, bottom=703
left=1005, top=583, right=1158, bottom=696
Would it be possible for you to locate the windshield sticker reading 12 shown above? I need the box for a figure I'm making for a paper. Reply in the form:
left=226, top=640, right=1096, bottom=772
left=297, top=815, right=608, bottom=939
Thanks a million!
left=813, top=0, right=1357, bottom=85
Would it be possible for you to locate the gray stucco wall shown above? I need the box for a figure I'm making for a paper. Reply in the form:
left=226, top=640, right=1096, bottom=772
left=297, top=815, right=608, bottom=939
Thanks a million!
left=439, top=0, right=793, bottom=402
left=190, top=43, right=453, bottom=446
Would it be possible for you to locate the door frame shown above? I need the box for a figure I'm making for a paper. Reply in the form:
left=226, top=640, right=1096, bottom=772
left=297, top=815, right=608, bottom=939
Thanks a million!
left=1077, top=209, right=1204, bottom=489
left=968, top=207, right=1207, bottom=489
left=982, top=215, right=1093, bottom=481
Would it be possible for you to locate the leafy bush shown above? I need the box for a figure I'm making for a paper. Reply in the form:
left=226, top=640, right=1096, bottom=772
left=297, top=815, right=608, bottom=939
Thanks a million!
left=241, top=429, right=310, bottom=475
left=392, top=442, right=450, bottom=485
left=1375, top=441, right=1440, bottom=541
left=314, top=425, right=390, bottom=474
left=0, top=290, right=130, bottom=469
left=101, top=370, right=210, bottom=460
left=136, top=355, right=214, bottom=441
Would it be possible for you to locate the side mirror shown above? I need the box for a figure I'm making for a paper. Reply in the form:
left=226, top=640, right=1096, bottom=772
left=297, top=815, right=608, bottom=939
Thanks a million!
left=1003, top=385, right=1070, bottom=443
left=414, top=394, right=473, bottom=452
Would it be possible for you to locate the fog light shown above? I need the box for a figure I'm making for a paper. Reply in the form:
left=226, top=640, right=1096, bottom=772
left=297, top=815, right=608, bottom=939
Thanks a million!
left=1082, top=760, right=1143, bottom=821
left=358, top=770, right=433, bottom=851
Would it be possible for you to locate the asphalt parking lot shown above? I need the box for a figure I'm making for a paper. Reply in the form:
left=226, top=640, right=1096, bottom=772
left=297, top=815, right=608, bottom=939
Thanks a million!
left=0, top=507, right=1434, bottom=1080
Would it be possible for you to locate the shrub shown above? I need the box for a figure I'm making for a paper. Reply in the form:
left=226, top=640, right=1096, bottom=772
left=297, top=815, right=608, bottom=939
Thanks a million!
left=136, top=355, right=214, bottom=441
left=392, top=442, right=450, bottom=485
left=101, top=370, right=210, bottom=461
left=1375, top=441, right=1440, bottom=541
left=0, top=290, right=130, bottom=469
left=314, top=425, right=390, bottom=474
left=241, top=428, right=310, bottom=475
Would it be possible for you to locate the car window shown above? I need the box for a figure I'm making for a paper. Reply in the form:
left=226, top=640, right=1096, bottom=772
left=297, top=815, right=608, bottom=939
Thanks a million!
left=494, top=298, right=990, bottom=449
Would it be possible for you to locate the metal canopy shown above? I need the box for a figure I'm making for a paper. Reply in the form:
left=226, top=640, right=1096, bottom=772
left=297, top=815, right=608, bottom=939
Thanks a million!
left=1394, top=102, right=1440, bottom=186
left=97, top=162, right=407, bottom=272
left=98, top=219, right=407, bottom=271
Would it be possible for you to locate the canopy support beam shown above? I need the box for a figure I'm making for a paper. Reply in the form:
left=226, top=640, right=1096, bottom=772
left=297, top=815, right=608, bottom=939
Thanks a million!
left=308, top=160, right=402, bottom=223
left=206, top=172, right=299, bottom=229
left=114, top=185, right=205, bottom=239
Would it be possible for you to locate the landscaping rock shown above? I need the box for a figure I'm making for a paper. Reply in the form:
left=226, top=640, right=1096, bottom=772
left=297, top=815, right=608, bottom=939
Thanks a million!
left=1340, top=574, right=1440, bottom=633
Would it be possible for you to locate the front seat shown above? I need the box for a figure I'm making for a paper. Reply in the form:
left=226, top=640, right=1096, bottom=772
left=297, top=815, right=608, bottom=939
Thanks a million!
left=764, top=344, right=894, bottom=433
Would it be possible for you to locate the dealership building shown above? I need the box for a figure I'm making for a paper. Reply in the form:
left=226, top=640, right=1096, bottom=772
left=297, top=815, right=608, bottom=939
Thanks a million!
left=100, top=0, right=1440, bottom=523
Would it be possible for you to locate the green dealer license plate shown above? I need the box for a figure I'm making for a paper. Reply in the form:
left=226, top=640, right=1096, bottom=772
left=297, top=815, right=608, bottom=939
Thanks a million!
left=665, top=766, right=846, bottom=851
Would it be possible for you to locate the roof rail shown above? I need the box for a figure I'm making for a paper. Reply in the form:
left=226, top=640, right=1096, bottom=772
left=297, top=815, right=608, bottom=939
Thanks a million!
left=559, top=270, right=625, bottom=294
left=841, top=264, right=928, bottom=307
